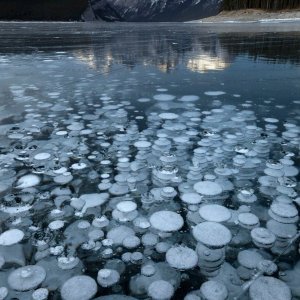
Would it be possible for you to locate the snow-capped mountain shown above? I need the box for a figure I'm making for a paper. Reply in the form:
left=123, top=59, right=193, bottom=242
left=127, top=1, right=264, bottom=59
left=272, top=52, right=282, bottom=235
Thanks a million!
left=83, top=0, right=222, bottom=21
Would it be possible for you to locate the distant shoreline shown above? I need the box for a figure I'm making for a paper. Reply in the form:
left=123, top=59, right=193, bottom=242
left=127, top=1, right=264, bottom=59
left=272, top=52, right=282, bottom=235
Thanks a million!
left=190, top=9, right=300, bottom=23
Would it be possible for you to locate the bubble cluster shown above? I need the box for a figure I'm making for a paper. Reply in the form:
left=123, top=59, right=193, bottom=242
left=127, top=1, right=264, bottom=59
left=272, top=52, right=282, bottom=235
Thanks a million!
left=0, top=81, right=299, bottom=300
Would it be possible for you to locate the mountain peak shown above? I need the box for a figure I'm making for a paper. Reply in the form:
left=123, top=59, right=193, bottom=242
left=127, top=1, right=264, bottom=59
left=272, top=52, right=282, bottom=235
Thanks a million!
left=83, top=0, right=222, bottom=21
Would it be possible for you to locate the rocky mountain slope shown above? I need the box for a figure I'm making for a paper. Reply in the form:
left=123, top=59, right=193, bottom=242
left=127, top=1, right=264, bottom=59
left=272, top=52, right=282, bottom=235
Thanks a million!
left=0, top=0, right=221, bottom=21
left=82, top=0, right=222, bottom=21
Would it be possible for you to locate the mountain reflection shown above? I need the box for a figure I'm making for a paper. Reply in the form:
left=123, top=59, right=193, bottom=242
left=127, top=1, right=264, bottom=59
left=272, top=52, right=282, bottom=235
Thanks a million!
left=186, top=55, right=229, bottom=73
left=71, top=30, right=233, bottom=73
left=0, top=23, right=300, bottom=74
left=70, top=27, right=300, bottom=74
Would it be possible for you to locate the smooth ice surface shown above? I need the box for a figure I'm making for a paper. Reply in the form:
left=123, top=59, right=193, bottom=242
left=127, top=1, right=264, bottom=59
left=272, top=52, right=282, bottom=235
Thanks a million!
left=0, top=22, right=299, bottom=300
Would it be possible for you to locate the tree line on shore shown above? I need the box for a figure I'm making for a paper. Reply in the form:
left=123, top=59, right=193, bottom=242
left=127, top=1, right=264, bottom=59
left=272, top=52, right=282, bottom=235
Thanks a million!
left=223, top=0, right=300, bottom=10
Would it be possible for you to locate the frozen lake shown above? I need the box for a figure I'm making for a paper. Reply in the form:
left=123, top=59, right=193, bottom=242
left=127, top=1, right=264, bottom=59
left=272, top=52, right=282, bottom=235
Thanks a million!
left=0, top=22, right=299, bottom=300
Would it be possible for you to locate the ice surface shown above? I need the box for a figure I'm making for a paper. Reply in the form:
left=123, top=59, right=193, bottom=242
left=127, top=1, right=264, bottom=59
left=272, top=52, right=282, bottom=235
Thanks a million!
left=0, top=22, right=299, bottom=300
left=259, top=18, right=300, bottom=23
